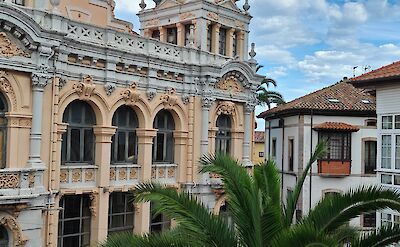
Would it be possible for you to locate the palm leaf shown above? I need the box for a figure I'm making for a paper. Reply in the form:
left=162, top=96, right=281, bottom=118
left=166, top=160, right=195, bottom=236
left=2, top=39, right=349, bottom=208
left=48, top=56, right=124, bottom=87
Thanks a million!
left=351, top=225, right=400, bottom=247
left=200, top=154, right=262, bottom=247
left=134, top=182, right=237, bottom=247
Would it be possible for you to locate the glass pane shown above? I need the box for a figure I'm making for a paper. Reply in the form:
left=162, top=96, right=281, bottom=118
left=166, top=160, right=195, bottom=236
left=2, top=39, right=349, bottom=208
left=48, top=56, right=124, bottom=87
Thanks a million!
left=395, top=115, right=400, bottom=129
left=71, top=107, right=82, bottom=124
left=396, top=136, right=400, bottom=169
left=63, top=196, right=81, bottom=218
left=382, top=116, right=393, bottom=129
left=61, top=132, right=67, bottom=164
left=166, top=133, right=174, bottom=162
left=63, top=236, right=79, bottom=247
left=111, top=215, right=124, bottom=228
left=381, top=174, right=392, bottom=184
left=82, top=218, right=91, bottom=233
left=155, top=134, right=164, bottom=161
left=82, top=233, right=90, bottom=247
left=84, top=105, right=95, bottom=124
left=117, top=132, right=126, bottom=161
left=394, top=175, right=400, bottom=185
left=128, top=132, right=136, bottom=162
left=112, top=193, right=125, bottom=214
left=70, top=129, right=81, bottom=162
left=63, top=219, right=80, bottom=235
left=83, top=129, right=94, bottom=162
left=82, top=197, right=91, bottom=217
left=126, top=213, right=134, bottom=227
left=364, top=141, right=377, bottom=173
left=381, top=135, right=392, bottom=169
left=119, top=111, right=127, bottom=127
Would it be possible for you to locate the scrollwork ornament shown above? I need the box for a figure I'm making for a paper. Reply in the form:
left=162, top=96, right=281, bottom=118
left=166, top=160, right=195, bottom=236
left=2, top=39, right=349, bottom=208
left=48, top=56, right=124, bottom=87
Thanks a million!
left=160, top=88, right=178, bottom=109
left=73, top=75, right=95, bottom=100
left=121, top=82, right=141, bottom=105
left=147, top=88, right=156, bottom=101
left=104, top=82, right=116, bottom=96
left=216, top=101, right=236, bottom=116
left=201, top=96, right=215, bottom=109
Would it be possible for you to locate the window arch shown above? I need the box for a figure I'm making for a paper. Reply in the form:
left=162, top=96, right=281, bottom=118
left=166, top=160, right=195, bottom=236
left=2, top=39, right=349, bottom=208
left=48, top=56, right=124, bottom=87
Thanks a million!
left=216, top=114, right=232, bottom=154
left=153, top=110, right=175, bottom=163
left=0, top=93, right=7, bottom=169
left=0, top=225, right=9, bottom=247
left=61, top=101, right=96, bottom=165
left=111, top=106, right=138, bottom=164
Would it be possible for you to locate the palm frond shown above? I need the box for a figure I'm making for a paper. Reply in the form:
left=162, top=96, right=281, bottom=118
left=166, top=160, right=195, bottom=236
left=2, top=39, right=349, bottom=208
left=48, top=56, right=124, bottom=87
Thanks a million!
left=304, top=186, right=400, bottom=233
left=100, top=229, right=192, bottom=247
left=200, top=154, right=262, bottom=247
left=284, top=142, right=327, bottom=227
left=351, top=225, right=400, bottom=247
left=134, top=182, right=237, bottom=247
left=331, top=225, right=359, bottom=244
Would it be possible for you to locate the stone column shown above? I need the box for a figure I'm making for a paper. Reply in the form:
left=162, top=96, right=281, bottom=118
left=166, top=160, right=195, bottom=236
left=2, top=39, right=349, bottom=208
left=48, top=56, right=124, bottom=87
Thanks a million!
left=212, top=24, right=221, bottom=54
left=134, top=129, right=157, bottom=234
left=28, top=71, right=50, bottom=168
left=91, top=126, right=116, bottom=244
left=237, top=30, right=245, bottom=60
left=242, top=103, right=255, bottom=166
left=174, top=130, right=188, bottom=183
left=159, top=26, right=167, bottom=43
left=176, top=23, right=185, bottom=47
left=226, top=28, right=236, bottom=57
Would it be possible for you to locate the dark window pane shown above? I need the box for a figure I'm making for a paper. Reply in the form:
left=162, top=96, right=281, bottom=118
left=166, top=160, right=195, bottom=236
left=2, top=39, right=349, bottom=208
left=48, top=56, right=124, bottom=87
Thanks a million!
left=83, top=129, right=94, bottom=162
left=166, top=133, right=174, bottom=162
left=71, top=107, right=82, bottom=123
left=128, top=133, right=136, bottom=162
left=117, top=132, right=126, bottom=161
left=156, top=134, right=164, bottom=161
left=63, top=196, right=81, bottom=218
left=61, top=132, right=67, bottom=163
left=63, top=236, right=79, bottom=247
left=111, top=215, right=124, bottom=228
left=63, top=219, right=80, bottom=235
left=70, top=129, right=81, bottom=161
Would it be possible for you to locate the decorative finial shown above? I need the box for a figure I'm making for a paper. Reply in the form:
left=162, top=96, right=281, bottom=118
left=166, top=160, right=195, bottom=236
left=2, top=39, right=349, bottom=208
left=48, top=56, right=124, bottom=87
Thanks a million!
left=249, top=43, right=256, bottom=59
left=139, top=0, right=147, bottom=10
left=243, top=0, right=250, bottom=12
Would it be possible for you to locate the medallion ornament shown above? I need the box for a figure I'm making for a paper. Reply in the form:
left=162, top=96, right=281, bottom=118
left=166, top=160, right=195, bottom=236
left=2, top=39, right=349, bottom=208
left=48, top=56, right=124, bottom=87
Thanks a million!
left=121, top=82, right=141, bottom=105
left=160, top=88, right=178, bottom=109
left=73, top=75, right=95, bottom=100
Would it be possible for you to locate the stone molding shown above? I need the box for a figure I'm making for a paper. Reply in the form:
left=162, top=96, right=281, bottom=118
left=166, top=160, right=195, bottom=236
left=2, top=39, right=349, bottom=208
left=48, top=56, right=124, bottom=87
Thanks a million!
left=0, top=32, right=30, bottom=58
left=0, top=215, right=27, bottom=247
left=0, top=70, right=18, bottom=110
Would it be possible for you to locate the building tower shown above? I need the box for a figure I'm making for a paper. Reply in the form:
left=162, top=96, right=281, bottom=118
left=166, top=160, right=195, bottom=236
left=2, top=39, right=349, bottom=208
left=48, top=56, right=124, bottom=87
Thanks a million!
left=138, top=0, right=252, bottom=59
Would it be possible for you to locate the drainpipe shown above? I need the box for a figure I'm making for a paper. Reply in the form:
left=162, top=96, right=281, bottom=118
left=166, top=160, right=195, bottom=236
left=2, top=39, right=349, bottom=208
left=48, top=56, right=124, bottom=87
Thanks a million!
left=281, top=118, right=285, bottom=197
left=309, top=110, right=314, bottom=211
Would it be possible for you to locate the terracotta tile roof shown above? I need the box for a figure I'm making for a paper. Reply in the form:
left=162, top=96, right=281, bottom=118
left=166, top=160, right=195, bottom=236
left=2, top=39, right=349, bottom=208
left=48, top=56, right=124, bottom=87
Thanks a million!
left=351, top=61, right=400, bottom=83
left=254, top=131, right=265, bottom=143
left=313, top=122, right=360, bottom=132
left=258, top=82, right=375, bottom=119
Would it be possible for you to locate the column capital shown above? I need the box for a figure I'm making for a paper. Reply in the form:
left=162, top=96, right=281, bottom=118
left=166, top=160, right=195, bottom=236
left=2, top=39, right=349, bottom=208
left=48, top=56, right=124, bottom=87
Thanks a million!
left=202, top=97, right=215, bottom=109
left=136, top=128, right=157, bottom=138
left=93, top=126, right=117, bottom=143
left=173, top=130, right=189, bottom=139
left=31, top=66, right=52, bottom=89
left=245, top=102, right=256, bottom=113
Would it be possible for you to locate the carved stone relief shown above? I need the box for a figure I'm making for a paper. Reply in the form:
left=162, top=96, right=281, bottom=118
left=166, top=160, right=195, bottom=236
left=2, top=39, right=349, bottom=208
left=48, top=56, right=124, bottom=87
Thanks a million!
left=0, top=70, right=18, bottom=110
left=216, top=101, right=236, bottom=116
left=215, top=75, right=242, bottom=95
left=121, top=82, right=141, bottom=105
left=0, top=32, right=30, bottom=58
left=73, top=75, right=95, bottom=100
left=160, top=88, right=178, bottom=109
left=0, top=216, right=27, bottom=247
left=0, top=173, right=20, bottom=189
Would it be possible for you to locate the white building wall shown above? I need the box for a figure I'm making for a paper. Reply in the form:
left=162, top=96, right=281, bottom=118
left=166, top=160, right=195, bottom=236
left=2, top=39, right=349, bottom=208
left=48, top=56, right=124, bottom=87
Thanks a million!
left=266, top=114, right=377, bottom=227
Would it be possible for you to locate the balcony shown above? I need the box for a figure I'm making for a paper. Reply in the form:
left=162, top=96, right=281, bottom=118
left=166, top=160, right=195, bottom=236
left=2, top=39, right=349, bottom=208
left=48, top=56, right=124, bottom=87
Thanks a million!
left=0, top=168, right=44, bottom=203
left=317, top=160, right=351, bottom=177
left=109, top=164, right=141, bottom=187
left=60, top=165, right=97, bottom=188
left=151, top=164, right=177, bottom=185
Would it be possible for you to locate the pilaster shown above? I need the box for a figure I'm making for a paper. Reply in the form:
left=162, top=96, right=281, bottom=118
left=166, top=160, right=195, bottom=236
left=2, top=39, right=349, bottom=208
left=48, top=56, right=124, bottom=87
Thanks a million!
left=212, top=24, right=221, bottom=54
left=176, top=23, right=185, bottom=47
left=159, top=26, right=167, bottom=43
left=174, top=130, right=188, bottom=183
left=242, top=102, right=255, bottom=166
left=134, top=128, right=157, bottom=234
left=226, top=28, right=236, bottom=57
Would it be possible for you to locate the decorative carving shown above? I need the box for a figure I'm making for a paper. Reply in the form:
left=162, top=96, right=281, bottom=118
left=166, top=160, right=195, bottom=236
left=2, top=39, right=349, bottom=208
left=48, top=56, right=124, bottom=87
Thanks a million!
left=181, top=95, right=190, bottom=105
left=147, top=88, right=156, bottom=101
left=89, top=193, right=98, bottom=217
left=0, top=32, right=30, bottom=58
left=0, top=71, right=18, bottom=109
left=84, top=170, right=94, bottom=182
left=158, top=168, right=165, bottom=178
left=32, top=65, right=51, bottom=89
left=73, top=75, right=95, bottom=100
left=110, top=168, right=116, bottom=181
left=104, top=82, right=116, bottom=96
left=119, top=168, right=127, bottom=180
left=0, top=216, right=27, bottom=247
left=216, top=76, right=242, bottom=95
left=179, top=12, right=195, bottom=20
left=130, top=168, right=138, bottom=179
left=58, top=78, right=67, bottom=89
left=28, top=173, right=35, bottom=188
left=151, top=168, right=156, bottom=179
left=19, top=119, right=32, bottom=128
left=71, top=169, right=81, bottom=182
left=207, top=12, right=219, bottom=21
left=0, top=173, right=20, bottom=189
left=121, top=82, right=141, bottom=105
left=235, top=20, right=245, bottom=29
left=167, top=167, right=175, bottom=178
left=202, top=97, right=215, bottom=109
left=60, top=170, right=68, bottom=183
left=160, top=88, right=178, bottom=109
left=216, top=101, right=236, bottom=116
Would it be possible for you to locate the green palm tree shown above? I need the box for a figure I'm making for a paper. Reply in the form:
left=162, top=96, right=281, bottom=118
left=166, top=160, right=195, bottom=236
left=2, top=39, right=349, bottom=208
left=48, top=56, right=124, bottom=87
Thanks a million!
left=101, top=142, right=400, bottom=247
left=255, top=65, right=285, bottom=109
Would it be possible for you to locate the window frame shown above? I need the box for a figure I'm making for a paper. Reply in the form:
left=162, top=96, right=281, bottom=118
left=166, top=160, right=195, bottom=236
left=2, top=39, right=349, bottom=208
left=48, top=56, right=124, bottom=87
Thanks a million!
left=108, top=192, right=135, bottom=235
left=318, top=131, right=352, bottom=162
left=215, top=114, right=232, bottom=154
left=153, top=110, right=175, bottom=164
left=288, top=138, right=294, bottom=172
left=166, top=27, right=178, bottom=45
left=58, top=195, right=91, bottom=247
left=61, top=101, right=96, bottom=165
left=271, top=138, right=277, bottom=158
left=150, top=202, right=171, bottom=233
left=219, top=27, right=227, bottom=55
left=364, top=140, right=377, bottom=174
left=362, top=212, right=376, bottom=228
left=111, top=106, right=138, bottom=164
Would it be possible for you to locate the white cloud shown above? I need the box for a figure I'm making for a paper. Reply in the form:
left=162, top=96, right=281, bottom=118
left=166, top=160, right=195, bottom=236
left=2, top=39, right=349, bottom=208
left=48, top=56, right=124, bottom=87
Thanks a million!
left=256, top=45, right=296, bottom=65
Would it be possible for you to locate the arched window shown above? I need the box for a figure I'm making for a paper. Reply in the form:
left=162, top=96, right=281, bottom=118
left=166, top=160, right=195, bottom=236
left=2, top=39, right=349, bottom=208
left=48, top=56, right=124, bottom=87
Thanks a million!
left=61, top=101, right=96, bottom=165
left=216, top=114, right=232, bottom=154
left=111, top=106, right=138, bottom=164
left=0, top=93, right=7, bottom=169
left=0, top=225, right=9, bottom=247
left=153, top=110, right=175, bottom=163
left=219, top=202, right=234, bottom=229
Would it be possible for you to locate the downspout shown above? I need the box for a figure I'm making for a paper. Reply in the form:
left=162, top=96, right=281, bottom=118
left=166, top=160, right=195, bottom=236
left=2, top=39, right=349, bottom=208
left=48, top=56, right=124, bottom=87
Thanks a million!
left=309, top=110, right=313, bottom=211
left=281, top=118, right=285, bottom=197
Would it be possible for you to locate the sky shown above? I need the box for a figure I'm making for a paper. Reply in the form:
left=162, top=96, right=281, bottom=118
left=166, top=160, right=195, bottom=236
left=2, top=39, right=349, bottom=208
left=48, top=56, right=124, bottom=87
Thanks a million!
left=114, top=0, right=400, bottom=130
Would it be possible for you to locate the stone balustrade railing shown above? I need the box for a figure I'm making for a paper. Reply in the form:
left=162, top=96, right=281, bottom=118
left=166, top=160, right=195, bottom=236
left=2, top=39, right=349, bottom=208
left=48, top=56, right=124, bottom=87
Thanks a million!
left=0, top=168, right=44, bottom=200
left=151, top=164, right=177, bottom=185
left=109, top=164, right=140, bottom=187
left=59, top=165, right=97, bottom=188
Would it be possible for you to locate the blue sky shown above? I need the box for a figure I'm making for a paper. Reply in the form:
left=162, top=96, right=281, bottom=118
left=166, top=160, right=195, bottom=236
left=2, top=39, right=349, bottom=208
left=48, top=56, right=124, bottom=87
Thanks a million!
left=114, top=0, right=400, bottom=130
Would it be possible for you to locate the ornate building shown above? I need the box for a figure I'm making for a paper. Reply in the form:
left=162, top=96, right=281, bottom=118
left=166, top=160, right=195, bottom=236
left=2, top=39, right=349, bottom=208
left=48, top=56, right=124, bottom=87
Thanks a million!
left=0, top=0, right=263, bottom=246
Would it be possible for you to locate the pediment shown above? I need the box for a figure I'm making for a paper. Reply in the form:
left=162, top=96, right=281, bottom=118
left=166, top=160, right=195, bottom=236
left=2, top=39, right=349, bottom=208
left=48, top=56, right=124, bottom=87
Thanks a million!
left=215, top=0, right=241, bottom=11
left=156, top=0, right=185, bottom=10
left=0, top=32, right=30, bottom=59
